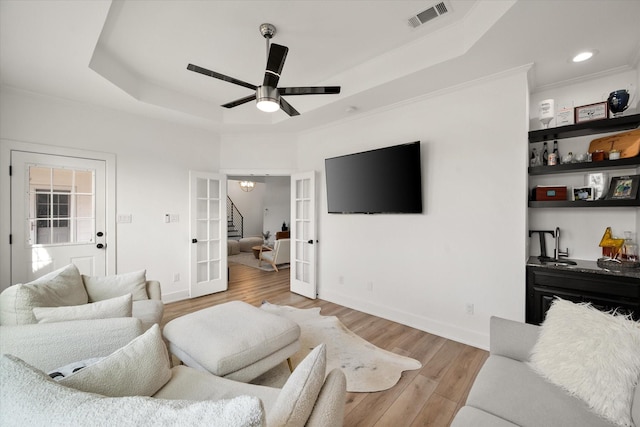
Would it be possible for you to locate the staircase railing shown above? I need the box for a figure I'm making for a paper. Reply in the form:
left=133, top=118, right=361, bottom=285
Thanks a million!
left=227, top=196, right=244, bottom=239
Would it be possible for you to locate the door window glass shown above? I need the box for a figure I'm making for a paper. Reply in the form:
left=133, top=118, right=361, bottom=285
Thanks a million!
left=27, top=165, right=95, bottom=245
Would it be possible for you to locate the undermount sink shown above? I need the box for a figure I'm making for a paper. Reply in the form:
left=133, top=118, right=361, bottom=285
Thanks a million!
left=540, top=258, right=577, bottom=266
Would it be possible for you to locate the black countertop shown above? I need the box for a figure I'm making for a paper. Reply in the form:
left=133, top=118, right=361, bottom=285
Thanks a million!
left=527, top=256, right=640, bottom=280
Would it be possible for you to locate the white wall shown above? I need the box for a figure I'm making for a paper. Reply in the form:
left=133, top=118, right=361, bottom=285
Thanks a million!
left=263, top=176, right=291, bottom=241
left=0, top=88, right=219, bottom=301
left=529, top=69, right=639, bottom=259
left=292, top=70, right=530, bottom=349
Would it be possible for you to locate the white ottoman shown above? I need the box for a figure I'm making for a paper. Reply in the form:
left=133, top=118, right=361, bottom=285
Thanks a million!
left=163, top=301, right=300, bottom=382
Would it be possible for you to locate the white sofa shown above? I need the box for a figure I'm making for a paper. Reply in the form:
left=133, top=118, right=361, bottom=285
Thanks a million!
left=452, top=300, right=640, bottom=427
left=1, top=322, right=347, bottom=427
left=0, top=264, right=163, bottom=329
left=0, top=264, right=164, bottom=367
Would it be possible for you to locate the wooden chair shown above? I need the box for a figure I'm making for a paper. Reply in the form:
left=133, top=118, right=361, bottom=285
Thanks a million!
left=259, top=238, right=290, bottom=272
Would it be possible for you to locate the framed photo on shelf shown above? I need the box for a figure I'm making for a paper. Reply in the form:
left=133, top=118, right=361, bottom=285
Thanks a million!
left=574, top=102, right=608, bottom=123
left=572, top=186, right=595, bottom=201
left=605, top=175, right=640, bottom=200
left=586, top=172, right=607, bottom=200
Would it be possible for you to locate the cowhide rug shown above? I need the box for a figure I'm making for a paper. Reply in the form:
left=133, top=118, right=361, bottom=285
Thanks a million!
left=256, top=302, right=422, bottom=392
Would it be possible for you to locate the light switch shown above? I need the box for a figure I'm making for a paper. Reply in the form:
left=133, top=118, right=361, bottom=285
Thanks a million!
left=117, top=214, right=132, bottom=223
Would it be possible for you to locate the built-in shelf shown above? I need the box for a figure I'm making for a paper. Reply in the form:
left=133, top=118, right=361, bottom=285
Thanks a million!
left=528, top=199, right=640, bottom=208
left=528, top=157, right=640, bottom=175
left=528, top=112, right=639, bottom=209
left=528, top=113, right=640, bottom=143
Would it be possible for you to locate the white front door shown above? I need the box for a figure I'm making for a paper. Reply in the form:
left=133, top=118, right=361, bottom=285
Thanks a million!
left=189, top=171, right=227, bottom=297
left=11, top=151, right=108, bottom=283
left=290, top=171, right=317, bottom=299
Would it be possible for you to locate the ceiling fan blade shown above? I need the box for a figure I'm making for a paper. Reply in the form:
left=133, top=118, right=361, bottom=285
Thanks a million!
left=263, top=44, right=289, bottom=88
left=187, top=64, right=257, bottom=91
left=222, top=94, right=257, bottom=109
left=279, top=97, right=300, bottom=117
left=279, top=86, right=341, bottom=96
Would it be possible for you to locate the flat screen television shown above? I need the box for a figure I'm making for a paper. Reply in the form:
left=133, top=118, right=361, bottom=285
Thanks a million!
left=325, top=141, right=423, bottom=214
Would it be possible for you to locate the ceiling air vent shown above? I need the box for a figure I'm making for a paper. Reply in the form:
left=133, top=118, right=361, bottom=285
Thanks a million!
left=408, top=1, right=452, bottom=28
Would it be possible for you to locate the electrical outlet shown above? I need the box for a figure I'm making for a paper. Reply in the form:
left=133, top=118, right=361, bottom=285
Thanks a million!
left=366, top=282, right=373, bottom=292
left=173, top=273, right=180, bottom=282
left=338, top=276, right=344, bottom=285
left=465, top=303, right=474, bottom=315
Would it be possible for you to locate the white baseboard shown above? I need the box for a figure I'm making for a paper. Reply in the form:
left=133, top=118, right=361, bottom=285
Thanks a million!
left=161, top=290, right=190, bottom=304
left=318, top=289, right=489, bottom=351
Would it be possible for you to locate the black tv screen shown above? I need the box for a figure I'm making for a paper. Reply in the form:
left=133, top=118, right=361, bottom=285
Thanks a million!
left=325, top=142, right=423, bottom=214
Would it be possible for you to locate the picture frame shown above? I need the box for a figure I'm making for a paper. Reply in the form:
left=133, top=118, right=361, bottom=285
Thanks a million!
left=605, top=175, right=640, bottom=200
left=574, top=102, right=608, bottom=123
left=586, top=172, right=607, bottom=200
left=572, top=186, right=595, bottom=201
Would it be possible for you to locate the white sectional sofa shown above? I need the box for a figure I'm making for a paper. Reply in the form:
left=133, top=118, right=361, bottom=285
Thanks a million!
left=452, top=301, right=640, bottom=427
left=1, top=322, right=346, bottom=426
left=0, top=264, right=163, bottom=329
left=0, top=264, right=164, bottom=367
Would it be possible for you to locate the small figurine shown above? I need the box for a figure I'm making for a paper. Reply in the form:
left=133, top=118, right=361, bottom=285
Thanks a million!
left=598, top=227, right=625, bottom=259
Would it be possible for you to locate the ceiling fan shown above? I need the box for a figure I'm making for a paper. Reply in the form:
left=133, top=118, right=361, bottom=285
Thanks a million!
left=187, top=23, right=341, bottom=117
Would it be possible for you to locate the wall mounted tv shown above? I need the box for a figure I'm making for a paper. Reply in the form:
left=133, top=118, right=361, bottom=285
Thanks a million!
left=325, top=141, right=423, bottom=214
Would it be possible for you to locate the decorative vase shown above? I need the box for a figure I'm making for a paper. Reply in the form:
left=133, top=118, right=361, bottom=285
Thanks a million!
left=607, top=90, right=630, bottom=117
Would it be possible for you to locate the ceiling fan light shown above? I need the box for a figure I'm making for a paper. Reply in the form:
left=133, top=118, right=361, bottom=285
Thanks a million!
left=257, top=99, right=280, bottom=112
left=256, top=86, right=280, bottom=112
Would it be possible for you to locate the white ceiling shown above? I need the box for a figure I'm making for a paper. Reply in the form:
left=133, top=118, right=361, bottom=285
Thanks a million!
left=1, top=0, right=639, bottom=134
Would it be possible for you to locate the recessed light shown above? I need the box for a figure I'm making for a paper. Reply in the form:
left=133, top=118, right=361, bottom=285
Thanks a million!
left=572, top=51, right=595, bottom=63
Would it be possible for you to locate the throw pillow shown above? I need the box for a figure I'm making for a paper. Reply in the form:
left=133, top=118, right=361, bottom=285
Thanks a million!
left=268, top=344, right=326, bottom=427
left=48, top=357, right=104, bottom=380
left=529, top=298, right=640, bottom=427
left=59, top=324, right=170, bottom=397
left=83, top=269, right=148, bottom=302
left=0, top=354, right=265, bottom=427
left=33, top=294, right=132, bottom=323
left=0, top=264, right=87, bottom=325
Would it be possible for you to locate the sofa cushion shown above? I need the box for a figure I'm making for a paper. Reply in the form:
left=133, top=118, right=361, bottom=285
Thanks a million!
left=83, top=269, right=148, bottom=302
left=529, top=299, right=640, bottom=427
left=0, top=354, right=265, bottom=427
left=132, top=299, right=164, bottom=330
left=0, top=264, right=87, bottom=325
left=59, top=324, right=170, bottom=397
left=33, top=293, right=132, bottom=323
left=467, top=355, right=611, bottom=427
left=268, top=344, right=326, bottom=427
left=154, top=365, right=280, bottom=411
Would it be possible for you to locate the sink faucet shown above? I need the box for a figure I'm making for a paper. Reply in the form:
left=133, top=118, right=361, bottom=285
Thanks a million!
left=554, top=227, right=569, bottom=259
left=529, top=229, right=555, bottom=260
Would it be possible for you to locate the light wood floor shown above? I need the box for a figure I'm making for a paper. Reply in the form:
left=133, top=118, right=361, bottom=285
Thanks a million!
left=162, top=263, right=488, bottom=427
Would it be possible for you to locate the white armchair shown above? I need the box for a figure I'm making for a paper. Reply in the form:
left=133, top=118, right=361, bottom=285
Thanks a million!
left=259, top=238, right=290, bottom=272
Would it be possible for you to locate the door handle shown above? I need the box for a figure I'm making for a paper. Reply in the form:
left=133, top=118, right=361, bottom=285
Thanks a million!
left=308, top=240, right=314, bottom=244
left=96, top=243, right=105, bottom=249
left=97, top=231, right=104, bottom=237
left=192, top=239, right=198, bottom=243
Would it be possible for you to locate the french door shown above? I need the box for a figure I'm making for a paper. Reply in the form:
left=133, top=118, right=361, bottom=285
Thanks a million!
left=189, top=171, right=227, bottom=297
left=10, top=151, right=108, bottom=283
left=290, top=171, right=317, bottom=299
